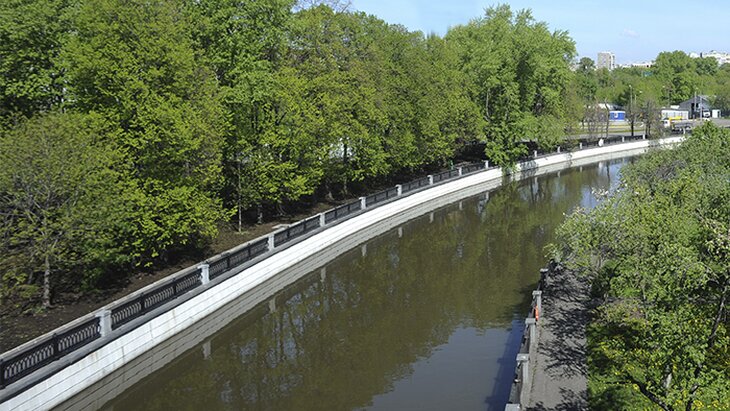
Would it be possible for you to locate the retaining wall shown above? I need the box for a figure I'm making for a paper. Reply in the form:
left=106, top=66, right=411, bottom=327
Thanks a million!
left=0, top=136, right=682, bottom=411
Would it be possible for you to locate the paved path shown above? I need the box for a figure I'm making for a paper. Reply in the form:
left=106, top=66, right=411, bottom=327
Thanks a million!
left=527, top=267, right=590, bottom=410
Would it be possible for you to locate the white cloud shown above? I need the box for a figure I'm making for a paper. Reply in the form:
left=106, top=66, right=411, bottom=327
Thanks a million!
left=621, top=28, right=639, bottom=38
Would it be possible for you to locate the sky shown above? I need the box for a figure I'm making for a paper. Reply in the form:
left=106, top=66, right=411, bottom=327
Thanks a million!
left=349, top=0, right=729, bottom=64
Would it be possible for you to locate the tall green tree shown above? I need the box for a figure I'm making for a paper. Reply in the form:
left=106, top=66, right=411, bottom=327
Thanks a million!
left=188, top=0, right=317, bottom=226
left=0, top=112, right=129, bottom=307
left=63, top=0, right=229, bottom=262
left=286, top=6, right=390, bottom=198
left=0, top=0, right=72, bottom=119
left=447, top=5, right=575, bottom=166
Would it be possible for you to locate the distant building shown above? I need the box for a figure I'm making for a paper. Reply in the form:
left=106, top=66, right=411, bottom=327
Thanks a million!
left=690, top=51, right=730, bottom=65
left=617, top=61, right=654, bottom=69
left=597, top=51, right=616, bottom=70
left=678, top=95, right=711, bottom=119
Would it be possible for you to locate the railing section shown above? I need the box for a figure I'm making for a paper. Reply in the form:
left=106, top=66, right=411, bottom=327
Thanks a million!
left=432, top=169, right=460, bottom=184
left=324, top=200, right=362, bottom=224
left=365, top=187, right=399, bottom=207
left=401, top=176, right=430, bottom=194
left=0, top=317, right=100, bottom=389
left=274, top=216, right=321, bottom=247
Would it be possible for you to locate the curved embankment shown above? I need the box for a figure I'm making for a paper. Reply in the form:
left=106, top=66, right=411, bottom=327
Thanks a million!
left=0, top=136, right=682, bottom=411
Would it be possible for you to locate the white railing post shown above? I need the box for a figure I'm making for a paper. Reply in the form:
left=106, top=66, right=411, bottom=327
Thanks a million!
left=202, top=340, right=211, bottom=360
left=98, top=309, right=112, bottom=338
left=622, top=136, right=625, bottom=142
left=360, top=196, right=367, bottom=210
left=428, top=175, right=433, bottom=185
left=199, top=263, right=210, bottom=285
left=457, top=167, right=463, bottom=176
left=579, top=142, right=583, bottom=149
left=526, top=318, right=537, bottom=344
left=517, top=353, right=530, bottom=405
left=533, top=150, right=538, bottom=158
left=396, top=184, right=402, bottom=196
left=319, top=212, right=326, bottom=227
left=484, top=160, right=489, bottom=169
left=557, top=146, right=561, bottom=153
left=267, top=233, right=275, bottom=251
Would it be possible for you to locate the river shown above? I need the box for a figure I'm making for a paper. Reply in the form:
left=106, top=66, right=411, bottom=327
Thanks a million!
left=68, top=158, right=629, bottom=411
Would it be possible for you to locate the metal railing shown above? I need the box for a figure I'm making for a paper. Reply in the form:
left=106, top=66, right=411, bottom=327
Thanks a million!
left=324, top=200, right=362, bottom=224
left=0, top=317, right=100, bottom=389
left=365, top=186, right=399, bottom=207
left=209, top=238, right=269, bottom=280
left=0, top=137, right=654, bottom=394
left=432, top=169, right=460, bottom=184
left=461, top=162, right=486, bottom=174
left=274, top=216, right=321, bottom=247
left=110, top=270, right=202, bottom=330
left=401, top=176, right=430, bottom=194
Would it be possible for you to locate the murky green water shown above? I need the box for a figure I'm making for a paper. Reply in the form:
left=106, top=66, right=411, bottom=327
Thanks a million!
left=86, top=159, right=628, bottom=411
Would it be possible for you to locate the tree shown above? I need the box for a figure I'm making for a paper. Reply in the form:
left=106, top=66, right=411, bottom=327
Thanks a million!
left=0, top=0, right=71, bottom=119
left=654, top=51, right=698, bottom=104
left=447, top=5, right=576, bottom=165
left=576, top=57, right=599, bottom=101
left=0, top=112, right=128, bottom=308
left=286, top=6, right=391, bottom=198
left=695, top=56, right=718, bottom=77
left=63, top=0, right=229, bottom=262
left=641, top=98, right=664, bottom=139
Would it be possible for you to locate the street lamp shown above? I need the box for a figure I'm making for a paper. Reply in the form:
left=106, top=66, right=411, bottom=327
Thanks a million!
left=629, top=85, right=635, bottom=136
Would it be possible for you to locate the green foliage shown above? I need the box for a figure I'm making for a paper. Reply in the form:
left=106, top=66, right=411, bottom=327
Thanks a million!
left=63, top=0, right=229, bottom=262
left=554, top=123, right=730, bottom=410
left=447, top=5, right=576, bottom=165
left=0, top=112, right=130, bottom=305
left=6, top=0, right=687, bottom=312
left=0, top=0, right=71, bottom=119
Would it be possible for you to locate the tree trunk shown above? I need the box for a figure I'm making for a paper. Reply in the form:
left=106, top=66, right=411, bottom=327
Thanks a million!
left=325, top=182, right=334, bottom=202
left=43, top=254, right=52, bottom=309
left=238, top=198, right=243, bottom=233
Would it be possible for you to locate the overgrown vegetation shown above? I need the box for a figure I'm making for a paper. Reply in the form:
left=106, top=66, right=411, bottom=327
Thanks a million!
left=552, top=123, right=730, bottom=410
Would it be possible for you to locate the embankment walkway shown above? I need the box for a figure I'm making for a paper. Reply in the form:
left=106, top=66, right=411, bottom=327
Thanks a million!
left=527, top=266, right=591, bottom=410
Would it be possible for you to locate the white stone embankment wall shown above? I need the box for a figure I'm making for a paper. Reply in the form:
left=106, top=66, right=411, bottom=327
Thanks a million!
left=0, top=136, right=682, bottom=411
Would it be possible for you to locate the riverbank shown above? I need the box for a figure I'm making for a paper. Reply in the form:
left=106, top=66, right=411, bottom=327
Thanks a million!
left=527, top=264, right=591, bottom=410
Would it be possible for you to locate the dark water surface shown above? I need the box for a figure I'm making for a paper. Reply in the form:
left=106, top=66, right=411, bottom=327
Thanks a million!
left=89, top=159, right=628, bottom=411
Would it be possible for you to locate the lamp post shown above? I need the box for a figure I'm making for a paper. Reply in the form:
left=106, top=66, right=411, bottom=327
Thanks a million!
left=629, top=85, right=635, bottom=137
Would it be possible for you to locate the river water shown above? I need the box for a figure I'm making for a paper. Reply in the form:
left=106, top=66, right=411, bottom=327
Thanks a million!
left=77, top=158, right=629, bottom=411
